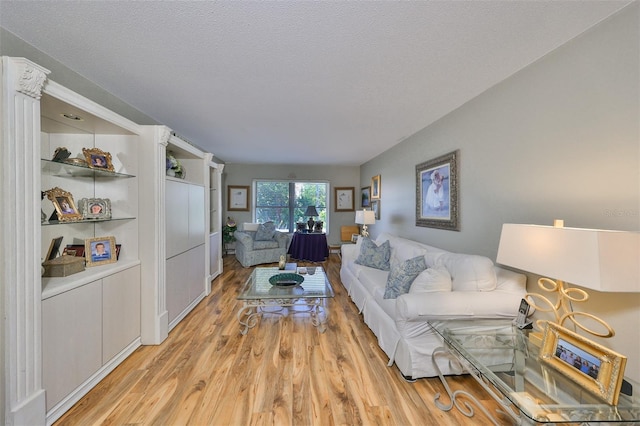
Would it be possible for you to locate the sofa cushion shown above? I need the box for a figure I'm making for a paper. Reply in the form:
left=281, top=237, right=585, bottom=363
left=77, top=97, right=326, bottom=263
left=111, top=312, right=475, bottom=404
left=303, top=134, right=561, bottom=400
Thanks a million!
left=384, top=255, right=427, bottom=299
left=355, top=238, right=391, bottom=271
left=436, top=253, right=497, bottom=291
left=255, top=221, right=276, bottom=241
left=253, top=240, right=280, bottom=249
left=410, top=265, right=452, bottom=293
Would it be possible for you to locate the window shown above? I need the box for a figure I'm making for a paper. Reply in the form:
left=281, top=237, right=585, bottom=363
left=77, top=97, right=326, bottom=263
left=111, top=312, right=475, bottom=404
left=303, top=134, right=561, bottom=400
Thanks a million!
left=255, top=180, right=328, bottom=232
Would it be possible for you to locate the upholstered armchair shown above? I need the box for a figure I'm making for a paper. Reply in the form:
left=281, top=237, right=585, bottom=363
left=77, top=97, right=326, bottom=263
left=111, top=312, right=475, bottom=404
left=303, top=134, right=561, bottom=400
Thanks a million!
left=234, top=222, right=289, bottom=267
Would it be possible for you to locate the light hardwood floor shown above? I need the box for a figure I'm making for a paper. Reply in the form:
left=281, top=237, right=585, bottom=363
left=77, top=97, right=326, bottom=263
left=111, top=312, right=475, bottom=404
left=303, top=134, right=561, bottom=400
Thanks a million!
left=54, top=254, right=510, bottom=425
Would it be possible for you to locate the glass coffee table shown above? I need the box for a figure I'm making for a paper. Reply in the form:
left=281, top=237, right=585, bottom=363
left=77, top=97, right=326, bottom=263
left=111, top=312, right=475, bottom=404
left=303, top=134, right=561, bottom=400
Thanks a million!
left=236, top=266, right=334, bottom=335
left=429, top=319, right=640, bottom=424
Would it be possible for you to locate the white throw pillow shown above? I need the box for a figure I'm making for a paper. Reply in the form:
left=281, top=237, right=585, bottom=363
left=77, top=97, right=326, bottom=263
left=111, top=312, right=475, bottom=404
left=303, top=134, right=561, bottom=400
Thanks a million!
left=410, top=265, right=452, bottom=293
left=436, top=253, right=497, bottom=291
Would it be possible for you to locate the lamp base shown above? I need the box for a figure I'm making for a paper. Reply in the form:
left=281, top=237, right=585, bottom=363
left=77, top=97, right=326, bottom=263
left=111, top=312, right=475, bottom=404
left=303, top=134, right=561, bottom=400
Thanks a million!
left=360, top=224, right=369, bottom=238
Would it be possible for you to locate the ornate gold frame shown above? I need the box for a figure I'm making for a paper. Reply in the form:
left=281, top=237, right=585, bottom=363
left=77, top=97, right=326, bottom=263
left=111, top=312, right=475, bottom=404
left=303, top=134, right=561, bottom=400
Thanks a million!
left=539, top=322, right=627, bottom=405
left=82, top=147, right=114, bottom=172
left=45, top=187, right=82, bottom=222
left=85, top=236, right=117, bottom=267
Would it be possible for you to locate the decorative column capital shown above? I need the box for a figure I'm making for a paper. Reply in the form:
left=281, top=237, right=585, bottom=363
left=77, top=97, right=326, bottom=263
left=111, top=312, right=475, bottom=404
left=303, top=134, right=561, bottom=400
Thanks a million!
left=159, top=126, right=172, bottom=147
left=11, top=58, right=50, bottom=100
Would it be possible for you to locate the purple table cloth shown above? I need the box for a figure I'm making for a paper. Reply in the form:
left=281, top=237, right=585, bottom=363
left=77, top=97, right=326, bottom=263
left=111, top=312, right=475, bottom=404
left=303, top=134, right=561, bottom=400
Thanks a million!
left=288, top=232, right=329, bottom=262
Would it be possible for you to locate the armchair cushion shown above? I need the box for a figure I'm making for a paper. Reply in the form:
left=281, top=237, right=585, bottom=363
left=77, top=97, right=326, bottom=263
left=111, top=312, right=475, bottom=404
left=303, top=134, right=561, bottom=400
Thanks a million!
left=255, top=221, right=277, bottom=241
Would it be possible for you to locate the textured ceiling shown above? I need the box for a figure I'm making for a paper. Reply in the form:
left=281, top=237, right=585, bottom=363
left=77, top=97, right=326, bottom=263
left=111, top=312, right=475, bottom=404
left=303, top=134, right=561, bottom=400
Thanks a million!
left=0, top=1, right=630, bottom=165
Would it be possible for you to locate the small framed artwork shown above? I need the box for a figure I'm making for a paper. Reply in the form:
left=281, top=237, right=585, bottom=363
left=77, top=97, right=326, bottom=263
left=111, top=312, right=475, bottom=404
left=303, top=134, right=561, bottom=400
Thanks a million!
left=371, top=175, right=381, bottom=200
left=351, top=234, right=359, bottom=243
left=334, top=187, right=355, bottom=212
left=361, top=186, right=371, bottom=208
left=45, top=187, right=83, bottom=222
left=371, top=200, right=380, bottom=220
left=82, top=147, right=114, bottom=172
left=45, top=236, right=64, bottom=261
left=79, top=198, right=112, bottom=220
left=416, top=150, right=459, bottom=231
left=228, top=185, right=250, bottom=211
left=85, top=236, right=117, bottom=267
left=63, top=244, right=85, bottom=258
left=539, top=322, right=627, bottom=405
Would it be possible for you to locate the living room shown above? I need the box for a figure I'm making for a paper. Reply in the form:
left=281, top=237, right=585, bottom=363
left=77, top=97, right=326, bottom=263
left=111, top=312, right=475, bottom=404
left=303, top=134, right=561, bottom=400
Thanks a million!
left=1, top=1, right=639, bottom=424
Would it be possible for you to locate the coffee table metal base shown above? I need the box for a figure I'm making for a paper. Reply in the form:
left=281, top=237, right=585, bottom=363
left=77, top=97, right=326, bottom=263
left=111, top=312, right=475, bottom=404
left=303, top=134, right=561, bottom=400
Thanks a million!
left=237, top=298, right=328, bottom=335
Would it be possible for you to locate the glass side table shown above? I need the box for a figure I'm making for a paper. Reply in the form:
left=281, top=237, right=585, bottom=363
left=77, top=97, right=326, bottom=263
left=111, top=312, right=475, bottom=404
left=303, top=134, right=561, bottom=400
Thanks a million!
left=429, top=319, right=640, bottom=425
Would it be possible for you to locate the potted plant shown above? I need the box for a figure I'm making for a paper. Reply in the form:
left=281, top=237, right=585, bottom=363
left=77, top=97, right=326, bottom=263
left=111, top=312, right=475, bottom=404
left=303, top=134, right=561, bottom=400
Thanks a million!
left=222, top=217, right=237, bottom=254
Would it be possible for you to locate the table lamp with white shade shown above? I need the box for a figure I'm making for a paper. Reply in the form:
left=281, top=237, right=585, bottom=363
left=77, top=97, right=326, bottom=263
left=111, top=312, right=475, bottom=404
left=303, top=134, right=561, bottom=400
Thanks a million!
left=355, top=209, right=376, bottom=238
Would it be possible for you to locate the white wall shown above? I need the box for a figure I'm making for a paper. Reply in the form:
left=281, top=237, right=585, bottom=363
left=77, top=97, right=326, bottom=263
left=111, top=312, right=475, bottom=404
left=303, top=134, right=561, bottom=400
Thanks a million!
left=222, top=163, right=359, bottom=244
left=360, top=4, right=640, bottom=381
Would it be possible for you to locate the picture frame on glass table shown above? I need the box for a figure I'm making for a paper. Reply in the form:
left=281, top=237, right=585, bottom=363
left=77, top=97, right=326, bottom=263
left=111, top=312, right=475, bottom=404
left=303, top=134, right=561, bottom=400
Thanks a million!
left=539, top=321, right=627, bottom=405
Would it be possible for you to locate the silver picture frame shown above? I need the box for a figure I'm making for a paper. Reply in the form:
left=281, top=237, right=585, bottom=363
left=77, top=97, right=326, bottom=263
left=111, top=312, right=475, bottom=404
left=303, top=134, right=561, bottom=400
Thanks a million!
left=79, top=197, right=112, bottom=220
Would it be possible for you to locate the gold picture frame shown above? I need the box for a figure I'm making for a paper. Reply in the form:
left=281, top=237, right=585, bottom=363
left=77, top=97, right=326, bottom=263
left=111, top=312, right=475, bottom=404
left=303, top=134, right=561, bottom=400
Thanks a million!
left=45, top=187, right=83, bottom=222
left=228, top=185, right=250, bottom=211
left=539, top=322, right=627, bottom=405
left=371, top=175, right=381, bottom=200
left=85, top=236, right=117, bottom=267
left=82, top=147, right=114, bottom=172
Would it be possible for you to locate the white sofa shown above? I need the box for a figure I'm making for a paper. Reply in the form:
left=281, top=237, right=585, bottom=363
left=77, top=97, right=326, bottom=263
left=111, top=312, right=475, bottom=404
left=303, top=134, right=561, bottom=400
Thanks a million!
left=340, top=232, right=527, bottom=380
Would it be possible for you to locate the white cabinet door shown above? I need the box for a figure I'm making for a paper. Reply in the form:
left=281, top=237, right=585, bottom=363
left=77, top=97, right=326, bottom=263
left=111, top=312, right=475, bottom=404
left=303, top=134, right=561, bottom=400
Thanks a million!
left=166, top=253, right=190, bottom=323
left=188, top=184, right=205, bottom=248
left=102, top=266, right=141, bottom=361
left=42, top=281, right=102, bottom=411
left=189, top=244, right=206, bottom=303
left=166, top=179, right=190, bottom=258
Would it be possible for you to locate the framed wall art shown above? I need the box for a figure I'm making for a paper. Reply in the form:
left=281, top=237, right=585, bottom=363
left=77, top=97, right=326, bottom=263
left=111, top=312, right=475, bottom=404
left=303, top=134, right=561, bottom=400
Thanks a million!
left=539, top=321, right=627, bottom=405
left=79, top=197, right=112, bottom=220
left=371, top=200, right=380, bottom=220
left=361, top=186, right=371, bottom=208
left=85, top=236, right=117, bottom=267
left=371, top=175, right=381, bottom=200
left=228, top=185, right=250, bottom=211
left=334, top=187, right=355, bottom=212
left=82, top=147, right=114, bottom=172
left=416, top=150, right=459, bottom=231
left=45, top=187, right=83, bottom=222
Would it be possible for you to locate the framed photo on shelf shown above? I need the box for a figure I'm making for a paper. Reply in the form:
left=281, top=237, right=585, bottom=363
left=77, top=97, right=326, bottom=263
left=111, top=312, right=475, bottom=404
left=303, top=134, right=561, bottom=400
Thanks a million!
left=228, top=185, right=250, bottom=211
left=79, top=198, right=112, bottom=220
left=334, top=187, right=355, bottom=212
left=539, top=321, right=627, bottom=405
left=371, top=175, right=381, bottom=200
left=82, top=147, right=114, bottom=172
left=371, top=200, right=380, bottom=220
left=360, top=186, right=371, bottom=208
left=45, top=236, right=64, bottom=261
left=45, top=187, right=83, bottom=222
left=416, top=150, right=459, bottom=231
left=64, top=244, right=120, bottom=260
left=85, top=236, right=117, bottom=267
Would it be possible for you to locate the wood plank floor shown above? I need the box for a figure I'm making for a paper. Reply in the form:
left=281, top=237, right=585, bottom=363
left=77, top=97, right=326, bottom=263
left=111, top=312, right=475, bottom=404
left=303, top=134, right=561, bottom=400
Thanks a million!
left=54, top=254, right=512, bottom=425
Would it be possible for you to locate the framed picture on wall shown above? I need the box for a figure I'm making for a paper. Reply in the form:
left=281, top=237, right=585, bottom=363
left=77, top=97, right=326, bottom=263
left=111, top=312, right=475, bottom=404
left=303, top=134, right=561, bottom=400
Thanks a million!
left=416, top=150, right=459, bottom=231
left=334, top=187, right=355, bottom=212
left=371, top=175, right=381, bottom=200
left=228, top=185, right=250, bottom=211
left=361, top=186, right=371, bottom=208
left=371, top=200, right=380, bottom=220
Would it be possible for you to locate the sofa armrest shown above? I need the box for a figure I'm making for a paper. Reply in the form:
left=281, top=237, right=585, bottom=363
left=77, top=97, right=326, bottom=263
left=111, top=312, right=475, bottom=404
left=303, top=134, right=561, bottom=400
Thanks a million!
left=234, top=231, right=254, bottom=250
left=396, top=290, right=525, bottom=323
left=275, top=231, right=288, bottom=248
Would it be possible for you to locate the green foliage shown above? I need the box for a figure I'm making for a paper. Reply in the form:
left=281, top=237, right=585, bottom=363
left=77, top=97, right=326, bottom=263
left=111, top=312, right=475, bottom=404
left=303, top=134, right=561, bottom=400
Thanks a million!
left=255, top=181, right=327, bottom=231
left=222, top=223, right=237, bottom=244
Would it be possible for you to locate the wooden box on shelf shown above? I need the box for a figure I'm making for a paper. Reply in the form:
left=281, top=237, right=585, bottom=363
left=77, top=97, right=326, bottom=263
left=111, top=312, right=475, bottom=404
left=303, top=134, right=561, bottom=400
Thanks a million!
left=42, top=255, right=85, bottom=277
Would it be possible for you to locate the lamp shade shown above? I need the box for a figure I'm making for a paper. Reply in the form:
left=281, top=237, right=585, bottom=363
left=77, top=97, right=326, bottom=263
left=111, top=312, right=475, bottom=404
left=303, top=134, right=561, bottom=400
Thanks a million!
left=496, top=224, right=640, bottom=293
left=304, top=206, right=319, bottom=217
left=355, top=210, right=376, bottom=225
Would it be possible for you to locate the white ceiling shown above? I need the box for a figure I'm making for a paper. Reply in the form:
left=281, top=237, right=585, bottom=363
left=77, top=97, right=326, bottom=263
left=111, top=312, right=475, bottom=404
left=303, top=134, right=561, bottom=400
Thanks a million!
left=0, top=1, right=631, bottom=166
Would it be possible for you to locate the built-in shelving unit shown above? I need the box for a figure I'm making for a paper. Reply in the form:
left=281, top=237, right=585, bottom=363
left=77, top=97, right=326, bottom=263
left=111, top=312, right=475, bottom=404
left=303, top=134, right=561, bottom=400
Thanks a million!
left=38, top=80, right=143, bottom=424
